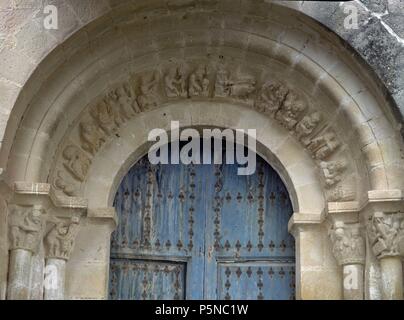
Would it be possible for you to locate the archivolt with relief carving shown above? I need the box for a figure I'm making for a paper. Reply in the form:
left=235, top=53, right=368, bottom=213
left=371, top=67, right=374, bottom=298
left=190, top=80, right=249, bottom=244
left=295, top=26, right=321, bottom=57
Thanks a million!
left=50, top=59, right=358, bottom=203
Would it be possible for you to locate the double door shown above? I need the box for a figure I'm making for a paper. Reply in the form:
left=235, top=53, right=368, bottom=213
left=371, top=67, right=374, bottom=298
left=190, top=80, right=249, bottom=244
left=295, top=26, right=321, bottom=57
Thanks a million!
left=109, top=152, right=295, bottom=300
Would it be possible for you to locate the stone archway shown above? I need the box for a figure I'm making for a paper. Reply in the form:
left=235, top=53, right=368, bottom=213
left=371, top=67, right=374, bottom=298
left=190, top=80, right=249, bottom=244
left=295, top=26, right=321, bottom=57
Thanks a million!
left=1, top=1, right=403, bottom=300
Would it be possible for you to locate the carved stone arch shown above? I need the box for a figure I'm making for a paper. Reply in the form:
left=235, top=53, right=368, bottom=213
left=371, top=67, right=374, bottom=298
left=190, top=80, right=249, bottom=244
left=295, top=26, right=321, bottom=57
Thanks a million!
left=81, top=101, right=325, bottom=214
left=1, top=1, right=403, bottom=300
left=4, top=3, right=403, bottom=195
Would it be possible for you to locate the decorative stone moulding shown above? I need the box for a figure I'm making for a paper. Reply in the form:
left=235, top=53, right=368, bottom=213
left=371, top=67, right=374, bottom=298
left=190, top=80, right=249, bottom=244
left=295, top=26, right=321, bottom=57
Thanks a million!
left=49, top=61, right=357, bottom=203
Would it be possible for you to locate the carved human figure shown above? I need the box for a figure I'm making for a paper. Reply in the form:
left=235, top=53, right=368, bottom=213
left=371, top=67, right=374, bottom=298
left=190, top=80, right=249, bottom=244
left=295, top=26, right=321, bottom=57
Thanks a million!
left=53, top=170, right=77, bottom=196
left=79, top=120, right=105, bottom=155
left=351, top=227, right=365, bottom=259
left=329, top=222, right=365, bottom=266
left=104, top=90, right=125, bottom=127
left=307, top=131, right=340, bottom=160
left=45, top=216, right=80, bottom=260
left=275, top=91, right=307, bottom=130
left=91, top=99, right=119, bottom=135
left=188, top=65, right=210, bottom=97
left=255, top=82, right=289, bottom=115
left=164, top=66, right=187, bottom=98
left=295, top=111, right=322, bottom=144
left=9, top=206, right=44, bottom=253
left=215, top=67, right=233, bottom=97
left=118, top=83, right=140, bottom=115
left=62, top=145, right=91, bottom=182
left=320, top=160, right=347, bottom=187
left=329, top=223, right=350, bottom=264
left=137, top=72, right=160, bottom=110
left=107, top=86, right=137, bottom=123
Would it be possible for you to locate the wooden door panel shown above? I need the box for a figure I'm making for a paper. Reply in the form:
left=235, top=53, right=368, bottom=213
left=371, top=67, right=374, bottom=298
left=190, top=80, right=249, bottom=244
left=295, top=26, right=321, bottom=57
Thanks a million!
left=217, top=261, right=295, bottom=300
left=109, top=259, right=186, bottom=300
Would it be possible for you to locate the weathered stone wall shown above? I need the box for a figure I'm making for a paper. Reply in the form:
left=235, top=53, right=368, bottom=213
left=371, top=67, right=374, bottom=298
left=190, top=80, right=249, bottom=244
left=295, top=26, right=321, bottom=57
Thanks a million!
left=278, top=0, right=404, bottom=131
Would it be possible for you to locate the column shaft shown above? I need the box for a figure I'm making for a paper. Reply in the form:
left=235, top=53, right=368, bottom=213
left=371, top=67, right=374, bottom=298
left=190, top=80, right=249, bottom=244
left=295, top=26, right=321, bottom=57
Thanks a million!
left=380, top=257, right=403, bottom=300
left=44, top=258, right=66, bottom=300
left=342, top=264, right=364, bottom=300
left=6, top=249, right=32, bottom=300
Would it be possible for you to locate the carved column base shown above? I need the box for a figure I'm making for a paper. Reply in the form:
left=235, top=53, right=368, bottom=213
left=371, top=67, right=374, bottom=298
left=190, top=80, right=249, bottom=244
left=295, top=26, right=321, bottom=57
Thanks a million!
left=380, top=257, right=403, bottom=300
left=7, top=249, right=32, bottom=300
left=44, top=258, right=66, bottom=300
left=343, top=264, right=364, bottom=300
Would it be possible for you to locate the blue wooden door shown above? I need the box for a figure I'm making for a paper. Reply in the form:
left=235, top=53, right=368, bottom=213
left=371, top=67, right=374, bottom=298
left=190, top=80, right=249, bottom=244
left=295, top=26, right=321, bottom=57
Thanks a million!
left=109, top=145, right=295, bottom=300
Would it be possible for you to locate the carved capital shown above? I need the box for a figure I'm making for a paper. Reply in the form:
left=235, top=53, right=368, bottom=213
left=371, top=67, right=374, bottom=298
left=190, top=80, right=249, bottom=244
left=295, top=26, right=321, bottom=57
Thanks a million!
left=367, top=211, right=404, bottom=259
left=329, top=222, right=365, bottom=266
left=45, top=215, right=81, bottom=260
left=8, top=205, right=46, bottom=254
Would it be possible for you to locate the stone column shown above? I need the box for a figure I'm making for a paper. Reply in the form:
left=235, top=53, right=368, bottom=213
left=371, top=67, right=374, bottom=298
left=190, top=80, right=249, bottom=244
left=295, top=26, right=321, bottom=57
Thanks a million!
left=7, top=205, right=45, bottom=300
left=289, top=213, right=342, bottom=300
left=367, top=211, right=404, bottom=300
left=329, top=222, right=365, bottom=300
left=44, top=215, right=80, bottom=300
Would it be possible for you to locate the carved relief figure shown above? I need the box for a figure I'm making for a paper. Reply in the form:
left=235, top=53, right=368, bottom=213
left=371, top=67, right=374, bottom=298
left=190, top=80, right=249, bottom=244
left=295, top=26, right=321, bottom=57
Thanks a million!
left=45, top=216, right=80, bottom=260
left=62, top=145, right=91, bottom=182
left=399, top=218, right=404, bottom=256
left=255, top=82, right=289, bottom=115
left=53, top=170, right=77, bottom=196
left=230, top=74, right=256, bottom=101
left=105, top=90, right=125, bottom=127
left=137, top=72, right=160, bottom=111
left=321, top=160, right=347, bottom=187
left=215, top=67, right=256, bottom=101
left=188, top=65, right=210, bottom=97
left=215, top=67, right=232, bottom=97
left=9, top=206, right=44, bottom=253
left=329, top=222, right=350, bottom=265
left=367, top=212, right=403, bottom=258
left=91, top=99, right=119, bottom=135
left=307, top=130, right=340, bottom=160
left=295, top=111, right=322, bottom=144
left=329, top=222, right=365, bottom=265
left=164, top=66, right=187, bottom=98
left=107, top=85, right=137, bottom=123
left=79, top=120, right=105, bottom=155
left=275, top=91, right=307, bottom=130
